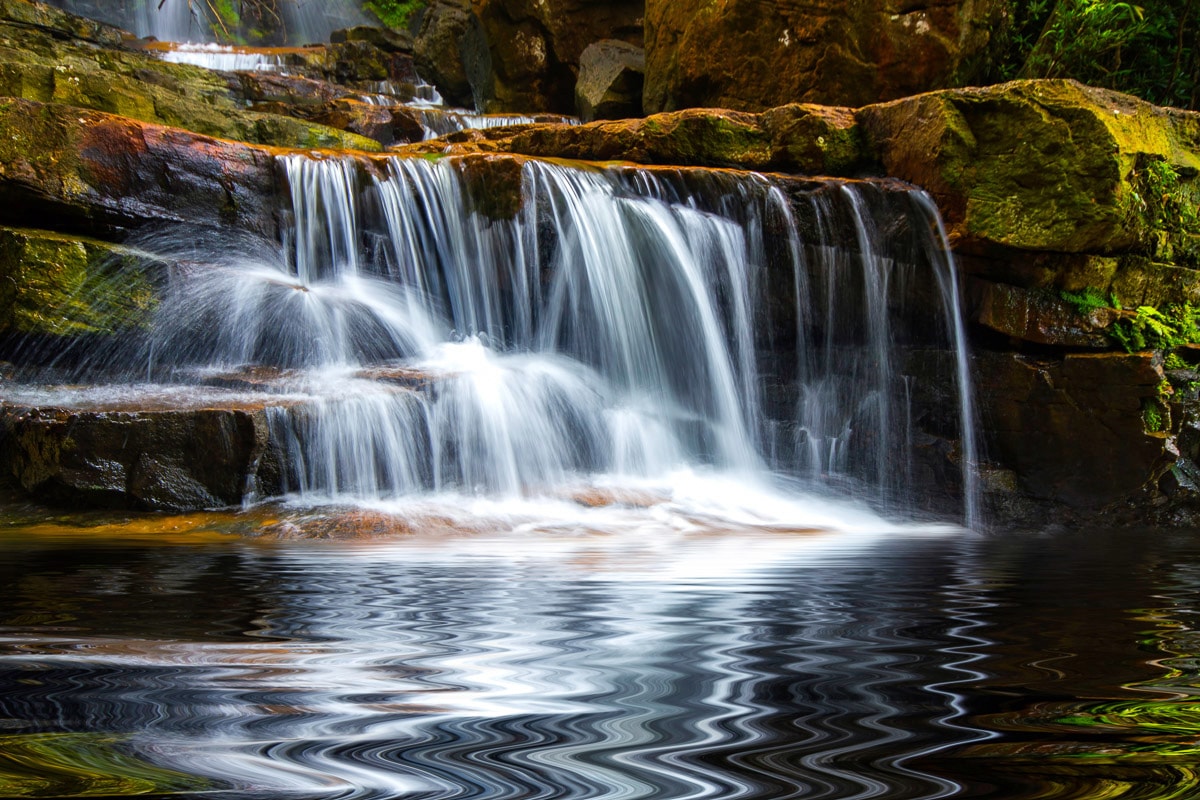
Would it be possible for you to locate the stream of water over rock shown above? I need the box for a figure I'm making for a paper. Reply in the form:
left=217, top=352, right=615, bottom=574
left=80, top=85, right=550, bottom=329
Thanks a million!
left=7, top=154, right=978, bottom=527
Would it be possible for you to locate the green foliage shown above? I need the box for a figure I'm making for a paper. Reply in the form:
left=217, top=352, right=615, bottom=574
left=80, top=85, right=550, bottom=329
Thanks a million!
left=1144, top=397, right=1167, bottom=431
left=1060, top=285, right=1111, bottom=314
left=996, top=0, right=1199, bottom=109
left=1112, top=303, right=1200, bottom=351
left=1131, top=158, right=1200, bottom=233
left=365, top=0, right=426, bottom=29
left=1165, top=351, right=1190, bottom=370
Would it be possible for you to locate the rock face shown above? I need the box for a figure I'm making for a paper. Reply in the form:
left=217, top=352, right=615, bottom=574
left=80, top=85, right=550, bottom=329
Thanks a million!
left=413, top=0, right=478, bottom=108
left=469, top=0, right=643, bottom=113
left=575, top=39, right=643, bottom=121
left=643, top=0, right=1007, bottom=113
left=0, top=98, right=282, bottom=238
left=0, top=404, right=279, bottom=510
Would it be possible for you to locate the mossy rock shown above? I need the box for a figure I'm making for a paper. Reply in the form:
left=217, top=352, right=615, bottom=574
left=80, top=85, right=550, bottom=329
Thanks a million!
left=0, top=226, right=158, bottom=337
left=0, top=15, right=385, bottom=152
left=858, top=80, right=1200, bottom=258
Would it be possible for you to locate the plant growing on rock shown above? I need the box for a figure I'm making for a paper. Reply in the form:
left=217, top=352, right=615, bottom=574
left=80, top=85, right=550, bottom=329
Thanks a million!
left=998, top=0, right=1198, bottom=109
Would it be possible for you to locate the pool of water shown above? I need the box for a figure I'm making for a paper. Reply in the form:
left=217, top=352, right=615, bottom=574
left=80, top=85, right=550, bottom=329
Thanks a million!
left=1, top=505, right=1196, bottom=799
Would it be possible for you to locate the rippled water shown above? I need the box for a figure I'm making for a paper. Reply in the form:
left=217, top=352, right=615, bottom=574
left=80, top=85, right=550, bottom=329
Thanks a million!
left=3, top=511, right=1198, bottom=800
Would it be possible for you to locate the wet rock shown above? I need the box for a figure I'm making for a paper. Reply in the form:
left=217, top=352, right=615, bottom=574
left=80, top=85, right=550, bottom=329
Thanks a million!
left=506, top=108, right=773, bottom=169
left=0, top=226, right=157, bottom=338
left=575, top=40, right=643, bottom=122
left=970, top=279, right=1119, bottom=348
left=0, top=98, right=283, bottom=237
left=0, top=404, right=278, bottom=511
left=0, top=13, right=384, bottom=151
left=331, top=25, right=413, bottom=52
left=470, top=0, right=643, bottom=113
left=643, top=0, right=1007, bottom=113
left=0, top=0, right=126, bottom=47
left=973, top=349, right=1173, bottom=510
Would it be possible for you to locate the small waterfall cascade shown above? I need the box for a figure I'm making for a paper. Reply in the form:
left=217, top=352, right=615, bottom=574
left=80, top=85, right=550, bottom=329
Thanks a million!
left=35, top=154, right=976, bottom=521
left=52, top=0, right=368, bottom=45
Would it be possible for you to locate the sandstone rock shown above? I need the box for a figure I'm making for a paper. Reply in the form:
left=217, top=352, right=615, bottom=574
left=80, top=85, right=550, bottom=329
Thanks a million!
left=0, top=226, right=157, bottom=338
left=857, top=80, right=1200, bottom=258
left=643, top=0, right=1006, bottom=113
left=0, top=14, right=384, bottom=151
left=0, top=98, right=282, bottom=237
left=974, top=349, right=1172, bottom=509
left=575, top=39, right=643, bottom=122
left=0, top=0, right=126, bottom=47
left=507, top=108, right=772, bottom=169
left=0, top=404, right=278, bottom=510
left=970, top=279, right=1117, bottom=348
left=470, top=0, right=643, bottom=113
left=413, top=0, right=477, bottom=108
left=331, top=25, right=413, bottom=52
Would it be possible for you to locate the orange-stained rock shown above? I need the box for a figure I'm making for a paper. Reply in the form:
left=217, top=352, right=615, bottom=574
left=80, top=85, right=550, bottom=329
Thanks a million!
left=644, top=0, right=1007, bottom=113
left=0, top=98, right=282, bottom=237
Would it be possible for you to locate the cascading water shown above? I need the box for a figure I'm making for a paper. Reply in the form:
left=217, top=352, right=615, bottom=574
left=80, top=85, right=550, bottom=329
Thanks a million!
left=51, top=0, right=368, bottom=44
left=16, top=153, right=978, bottom=524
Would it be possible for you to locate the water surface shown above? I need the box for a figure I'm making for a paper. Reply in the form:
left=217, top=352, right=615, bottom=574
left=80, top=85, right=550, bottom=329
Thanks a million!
left=2, top=507, right=1196, bottom=799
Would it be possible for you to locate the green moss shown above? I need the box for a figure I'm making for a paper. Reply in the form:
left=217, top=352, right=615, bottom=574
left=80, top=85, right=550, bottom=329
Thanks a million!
left=0, top=228, right=158, bottom=337
left=365, top=0, right=427, bottom=29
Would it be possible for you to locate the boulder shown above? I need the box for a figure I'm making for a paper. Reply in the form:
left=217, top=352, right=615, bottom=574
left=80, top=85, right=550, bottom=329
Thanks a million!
left=413, top=0, right=477, bottom=108
left=575, top=39, right=643, bottom=122
left=857, top=80, right=1200, bottom=259
left=643, top=0, right=1007, bottom=113
left=0, top=98, right=282, bottom=238
left=330, top=25, right=413, bottom=52
left=429, top=105, right=868, bottom=175
left=469, top=0, right=643, bottom=113
left=0, top=403, right=279, bottom=510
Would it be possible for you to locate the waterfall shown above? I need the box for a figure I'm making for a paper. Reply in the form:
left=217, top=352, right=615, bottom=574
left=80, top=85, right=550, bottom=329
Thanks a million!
left=71, top=154, right=975, bottom=520
left=50, top=0, right=368, bottom=44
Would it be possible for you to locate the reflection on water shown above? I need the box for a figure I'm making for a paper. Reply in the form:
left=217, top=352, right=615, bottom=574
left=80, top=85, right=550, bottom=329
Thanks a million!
left=3, top=518, right=1200, bottom=799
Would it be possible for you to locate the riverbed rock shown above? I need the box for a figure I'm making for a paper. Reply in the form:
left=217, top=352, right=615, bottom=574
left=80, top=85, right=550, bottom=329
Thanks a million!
left=0, top=404, right=278, bottom=510
left=643, top=0, right=1007, bottom=113
left=575, top=40, right=643, bottom=122
left=469, top=0, right=643, bottom=113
